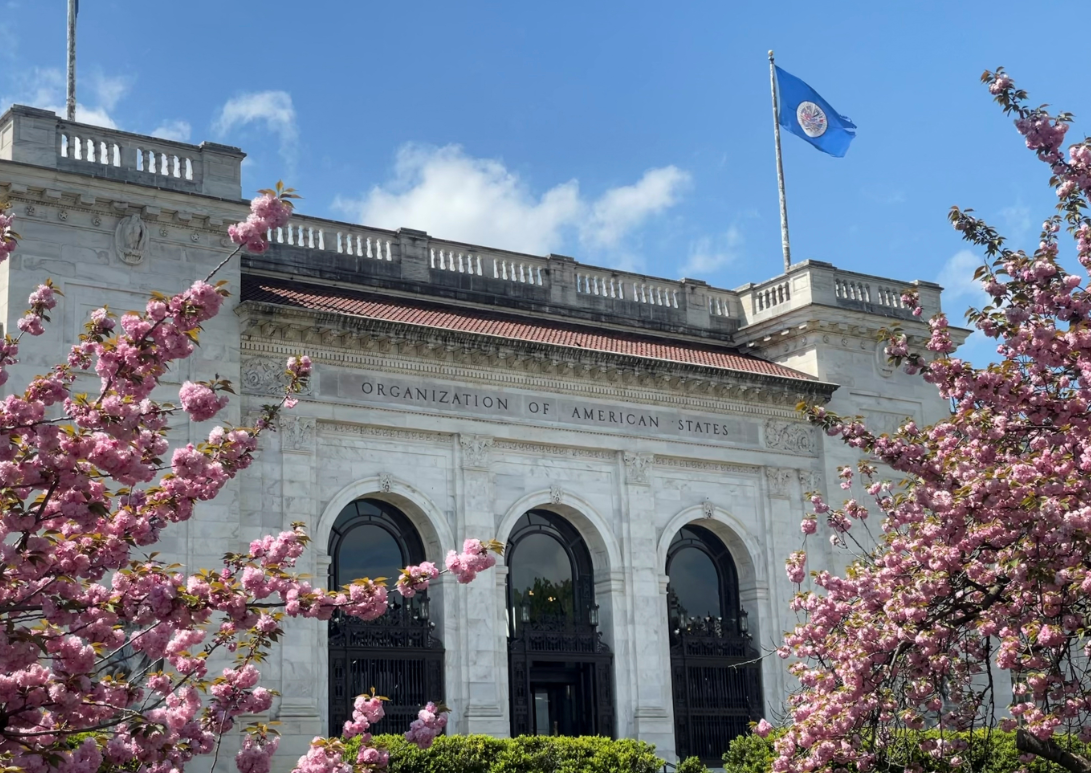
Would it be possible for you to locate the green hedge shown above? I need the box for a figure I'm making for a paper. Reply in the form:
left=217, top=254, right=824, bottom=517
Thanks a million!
left=723, top=730, right=1091, bottom=773
left=342, top=734, right=664, bottom=773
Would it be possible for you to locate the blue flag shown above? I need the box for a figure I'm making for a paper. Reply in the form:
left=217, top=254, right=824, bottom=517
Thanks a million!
left=775, top=66, right=856, bottom=157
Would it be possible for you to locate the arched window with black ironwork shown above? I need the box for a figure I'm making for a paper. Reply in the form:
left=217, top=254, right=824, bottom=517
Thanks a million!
left=506, top=510, right=613, bottom=738
left=666, top=524, right=761, bottom=765
left=327, top=498, right=443, bottom=737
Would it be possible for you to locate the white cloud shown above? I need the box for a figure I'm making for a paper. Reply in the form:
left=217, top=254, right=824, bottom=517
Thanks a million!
left=937, top=249, right=987, bottom=304
left=151, top=120, right=192, bottom=143
left=0, top=66, right=125, bottom=128
left=334, top=144, right=688, bottom=258
left=999, top=202, right=1031, bottom=241
left=680, top=224, right=744, bottom=277
left=213, top=91, right=297, bottom=165
left=580, top=166, right=690, bottom=248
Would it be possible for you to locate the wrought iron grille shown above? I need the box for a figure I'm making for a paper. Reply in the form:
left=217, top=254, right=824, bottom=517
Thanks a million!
left=327, top=597, right=443, bottom=737
left=669, top=616, right=762, bottom=766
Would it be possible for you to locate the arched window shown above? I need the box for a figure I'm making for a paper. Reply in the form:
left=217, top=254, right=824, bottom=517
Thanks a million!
left=506, top=510, right=613, bottom=738
left=329, top=498, right=424, bottom=589
left=327, top=499, right=442, bottom=737
left=666, top=523, right=760, bottom=765
left=507, top=511, right=590, bottom=630
left=666, top=524, right=741, bottom=634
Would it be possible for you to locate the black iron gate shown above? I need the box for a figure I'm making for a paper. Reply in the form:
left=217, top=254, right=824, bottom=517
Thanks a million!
left=327, top=597, right=443, bottom=737
left=508, top=623, right=614, bottom=737
left=669, top=615, right=762, bottom=765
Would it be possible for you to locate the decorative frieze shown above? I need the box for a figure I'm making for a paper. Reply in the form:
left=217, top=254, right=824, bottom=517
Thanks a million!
left=317, top=422, right=449, bottom=444
left=492, top=440, right=615, bottom=460
left=653, top=456, right=758, bottom=476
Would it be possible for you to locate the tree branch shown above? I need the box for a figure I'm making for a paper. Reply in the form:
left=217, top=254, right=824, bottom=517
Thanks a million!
left=1016, top=729, right=1091, bottom=773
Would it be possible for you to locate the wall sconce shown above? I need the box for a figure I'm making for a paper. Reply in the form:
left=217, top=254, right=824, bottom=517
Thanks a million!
left=520, top=598, right=531, bottom=624
left=589, top=603, right=600, bottom=627
left=739, top=608, right=750, bottom=636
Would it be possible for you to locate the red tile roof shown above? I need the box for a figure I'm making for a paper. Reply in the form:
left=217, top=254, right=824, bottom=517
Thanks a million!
left=241, top=276, right=814, bottom=381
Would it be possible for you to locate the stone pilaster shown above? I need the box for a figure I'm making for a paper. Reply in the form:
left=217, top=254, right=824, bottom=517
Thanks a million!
left=620, top=452, right=673, bottom=754
left=456, top=434, right=507, bottom=735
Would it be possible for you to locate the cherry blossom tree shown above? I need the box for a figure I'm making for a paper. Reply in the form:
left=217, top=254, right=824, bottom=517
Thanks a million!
left=0, top=184, right=499, bottom=773
left=767, top=70, right=1091, bottom=773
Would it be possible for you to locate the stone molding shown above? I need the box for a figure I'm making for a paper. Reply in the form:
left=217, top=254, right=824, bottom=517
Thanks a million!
left=623, top=452, right=653, bottom=486
left=459, top=434, right=493, bottom=469
left=239, top=337, right=814, bottom=424
left=238, top=306, right=834, bottom=411
left=0, top=183, right=238, bottom=241
left=763, top=418, right=817, bottom=455
left=764, top=467, right=794, bottom=498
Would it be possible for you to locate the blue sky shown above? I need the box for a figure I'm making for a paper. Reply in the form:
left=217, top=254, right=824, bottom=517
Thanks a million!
left=2, top=1, right=1089, bottom=364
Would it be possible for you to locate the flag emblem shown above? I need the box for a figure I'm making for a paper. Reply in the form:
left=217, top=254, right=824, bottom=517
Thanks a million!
left=775, top=65, right=856, bottom=156
left=796, top=102, right=827, bottom=138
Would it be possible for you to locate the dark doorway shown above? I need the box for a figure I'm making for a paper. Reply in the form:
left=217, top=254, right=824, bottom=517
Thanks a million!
left=667, top=524, right=763, bottom=765
left=506, top=511, right=614, bottom=738
left=327, top=499, right=444, bottom=737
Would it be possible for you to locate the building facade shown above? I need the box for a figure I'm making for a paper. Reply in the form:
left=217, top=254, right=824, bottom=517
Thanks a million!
left=0, top=105, right=961, bottom=768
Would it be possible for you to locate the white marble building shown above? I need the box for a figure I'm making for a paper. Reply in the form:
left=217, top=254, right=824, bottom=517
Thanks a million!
left=0, top=105, right=963, bottom=768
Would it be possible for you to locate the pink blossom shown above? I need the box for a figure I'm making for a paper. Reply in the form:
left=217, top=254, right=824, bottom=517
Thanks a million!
left=178, top=381, right=229, bottom=422
left=754, top=718, right=774, bottom=738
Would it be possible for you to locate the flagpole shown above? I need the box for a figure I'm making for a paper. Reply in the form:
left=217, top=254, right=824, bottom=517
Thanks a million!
left=768, top=50, right=791, bottom=273
left=66, top=0, right=77, bottom=122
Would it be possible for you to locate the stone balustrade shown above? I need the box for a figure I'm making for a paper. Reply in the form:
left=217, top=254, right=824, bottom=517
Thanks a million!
left=0, top=104, right=244, bottom=199
left=1, top=102, right=941, bottom=340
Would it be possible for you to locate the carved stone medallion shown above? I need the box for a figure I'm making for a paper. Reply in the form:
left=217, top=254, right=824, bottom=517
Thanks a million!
left=623, top=452, right=653, bottom=485
left=459, top=434, right=493, bottom=469
left=114, top=214, right=149, bottom=266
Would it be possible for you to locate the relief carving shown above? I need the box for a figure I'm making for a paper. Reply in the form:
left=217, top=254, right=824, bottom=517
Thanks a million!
left=623, top=452, right=653, bottom=485
left=549, top=484, right=564, bottom=505
left=114, top=214, right=149, bottom=266
left=379, top=473, right=393, bottom=493
left=797, top=469, right=823, bottom=494
left=764, top=467, right=793, bottom=498
left=459, top=434, right=493, bottom=469
left=280, top=415, right=316, bottom=453
left=701, top=499, right=715, bottom=519
left=241, top=356, right=316, bottom=397
left=763, top=419, right=817, bottom=455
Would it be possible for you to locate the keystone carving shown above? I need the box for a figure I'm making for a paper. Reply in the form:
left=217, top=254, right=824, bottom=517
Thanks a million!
left=114, top=213, right=149, bottom=266
left=701, top=499, right=715, bottom=519
left=459, top=434, right=493, bottom=469
left=549, top=484, right=564, bottom=505
left=379, top=473, right=393, bottom=493
left=623, top=452, right=653, bottom=485
left=763, top=419, right=817, bottom=455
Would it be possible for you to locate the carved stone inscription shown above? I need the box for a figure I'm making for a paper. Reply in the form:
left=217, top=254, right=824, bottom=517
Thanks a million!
left=323, top=367, right=766, bottom=448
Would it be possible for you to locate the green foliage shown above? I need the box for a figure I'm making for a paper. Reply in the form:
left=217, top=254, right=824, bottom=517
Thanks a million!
left=341, top=734, right=663, bottom=773
left=675, top=756, right=712, bottom=773
left=721, top=730, right=1091, bottom=773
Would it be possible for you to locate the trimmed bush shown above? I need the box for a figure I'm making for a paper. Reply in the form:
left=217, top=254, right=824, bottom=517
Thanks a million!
left=675, top=756, right=712, bottom=773
left=722, top=730, right=1091, bottom=773
left=342, top=734, right=664, bottom=773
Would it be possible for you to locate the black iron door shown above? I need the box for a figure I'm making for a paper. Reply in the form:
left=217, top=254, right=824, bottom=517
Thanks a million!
left=509, top=633, right=614, bottom=737
left=670, top=617, right=762, bottom=765
left=327, top=598, right=444, bottom=736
